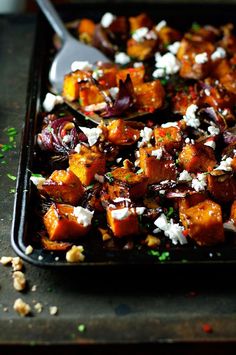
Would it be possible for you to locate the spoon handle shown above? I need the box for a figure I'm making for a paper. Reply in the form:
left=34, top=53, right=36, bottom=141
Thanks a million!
left=36, top=0, right=71, bottom=42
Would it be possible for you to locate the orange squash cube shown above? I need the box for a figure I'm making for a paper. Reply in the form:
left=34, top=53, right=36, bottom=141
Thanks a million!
left=207, top=171, right=236, bottom=203
left=69, top=145, right=106, bottom=186
left=127, top=38, right=158, bottom=61
left=107, top=207, right=141, bottom=238
left=106, top=167, right=148, bottom=200
left=179, top=192, right=208, bottom=227
left=134, top=80, right=165, bottom=111
left=78, top=18, right=96, bottom=38
left=42, top=170, right=84, bottom=206
left=63, top=70, right=91, bottom=102
left=107, top=119, right=140, bottom=145
left=230, top=200, right=236, bottom=225
left=178, top=143, right=217, bottom=173
left=79, top=84, right=104, bottom=107
left=154, top=126, right=182, bottom=152
left=180, top=199, right=224, bottom=246
left=129, top=13, right=153, bottom=32
left=43, top=204, right=92, bottom=241
left=116, top=67, right=145, bottom=86
left=139, top=147, right=177, bottom=184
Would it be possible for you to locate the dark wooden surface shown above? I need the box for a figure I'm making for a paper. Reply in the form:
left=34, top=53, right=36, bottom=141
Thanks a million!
left=0, top=9, right=236, bottom=355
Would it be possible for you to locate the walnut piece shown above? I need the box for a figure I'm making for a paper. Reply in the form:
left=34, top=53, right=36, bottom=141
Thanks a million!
left=66, top=245, right=85, bottom=263
left=11, top=257, right=23, bottom=271
left=13, top=298, right=31, bottom=316
left=13, top=271, right=26, bottom=291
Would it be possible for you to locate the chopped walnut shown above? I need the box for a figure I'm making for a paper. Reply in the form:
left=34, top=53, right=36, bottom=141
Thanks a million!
left=49, top=306, right=58, bottom=316
left=66, top=245, right=85, bottom=263
left=0, top=256, right=13, bottom=265
left=13, top=298, right=31, bottom=317
left=11, top=257, right=23, bottom=271
left=31, top=285, right=37, bottom=292
left=34, top=302, right=43, bottom=313
left=25, top=245, right=33, bottom=255
left=12, top=271, right=26, bottom=291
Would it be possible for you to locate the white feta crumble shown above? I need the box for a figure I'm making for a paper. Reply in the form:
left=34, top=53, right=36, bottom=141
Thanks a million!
left=79, top=126, right=102, bottom=146
left=155, top=20, right=167, bottom=32
left=179, top=170, right=192, bottom=182
left=167, top=41, right=181, bottom=55
left=30, top=176, right=46, bottom=189
left=132, top=27, right=149, bottom=42
left=208, top=125, right=220, bottom=136
left=184, top=104, right=200, bottom=129
left=191, top=173, right=207, bottom=192
left=92, top=69, right=103, bottom=80
left=49, top=306, right=58, bottom=316
left=71, top=61, right=93, bottom=72
left=204, top=140, right=216, bottom=150
left=133, top=62, right=144, bottom=68
left=211, top=47, right=226, bottom=61
left=62, top=135, right=72, bottom=144
left=43, top=93, right=64, bottom=112
left=94, top=173, right=104, bottom=183
left=111, top=208, right=130, bottom=220
left=161, top=121, right=178, bottom=128
left=109, top=86, right=119, bottom=99
left=73, top=207, right=94, bottom=227
left=215, top=157, right=233, bottom=171
left=25, top=245, right=33, bottom=255
left=195, top=52, right=208, bottom=64
left=101, top=12, right=116, bottom=28
left=74, top=143, right=81, bottom=153
left=151, top=148, right=163, bottom=159
left=154, top=214, right=187, bottom=245
left=204, top=88, right=211, bottom=96
left=140, top=127, right=153, bottom=143
left=113, top=197, right=131, bottom=203
left=116, top=157, right=122, bottom=163
left=115, top=52, right=131, bottom=65
left=153, top=52, right=181, bottom=78
left=38, top=255, right=44, bottom=261
left=145, top=30, right=158, bottom=40
left=84, top=102, right=107, bottom=112
left=135, top=207, right=146, bottom=215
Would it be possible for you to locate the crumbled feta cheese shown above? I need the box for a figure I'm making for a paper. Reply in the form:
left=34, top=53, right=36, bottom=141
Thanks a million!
left=43, top=93, right=64, bottom=112
left=116, top=157, right=122, bottom=163
left=115, top=52, right=131, bottom=65
left=71, top=61, right=93, bottom=72
left=161, top=121, right=178, bottom=128
left=109, top=86, right=119, bottom=99
left=155, top=20, right=167, bottom=32
left=140, top=127, right=153, bottom=144
left=74, top=143, right=81, bottom=153
left=62, top=134, right=72, bottom=144
left=79, top=126, right=102, bottom=146
left=145, top=30, right=158, bottom=40
left=92, top=69, right=103, bottom=80
left=153, top=52, right=181, bottom=78
left=113, top=197, right=131, bottom=203
left=184, top=104, right=200, bottom=129
left=135, top=207, right=146, bottom=215
left=154, top=214, right=187, bottom=245
left=66, top=245, right=85, bottom=263
left=49, top=306, right=58, bottom=316
left=191, top=173, right=207, bottom=192
left=73, top=206, right=94, bottom=227
left=111, top=208, right=130, bottom=220
left=38, top=255, right=44, bottom=261
left=215, top=157, right=233, bottom=171
left=34, top=303, right=43, bottom=313
left=179, top=170, right=192, bottom=182
left=13, top=298, right=31, bottom=317
left=94, top=173, right=104, bottom=183
left=133, top=62, right=143, bottom=68
left=151, top=148, right=163, bottom=159
left=31, top=285, right=37, bottom=292
left=13, top=271, right=26, bottom=291
left=159, top=190, right=166, bottom=195
left=204, top=140, right=216, bottom=150
left=204, top=88, right=211, bottom=96
left=167, top=41, right=181, bottom=55
left=30, top=176, right=46, bottom=189
left=211, top=47, right=226, bottom=61
left=25, top=245, right=33, bottom=255
left=101, top=12, right=116, bottom=28
left=84, top=102, right=107, bottom=112
left=132, top=27, right=149, bottom=42
left=208, top=125, right=220, bottom=136
left=222, top=109, right=228, bottom=116
left=195, top=52, right=208, bottom=64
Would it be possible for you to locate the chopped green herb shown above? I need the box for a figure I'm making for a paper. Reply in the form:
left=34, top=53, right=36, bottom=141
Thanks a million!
left=166, top=132, right=172, bottom=140
left=7, top=173, right=17, bottom=181
left=136, top=168, right=143, bottom=174
left=31, top=173, right=44, bottom=178
left=125, top=173, right=132, bottom=181
left=86, top=184, right=94, bottom=190
left=166, top=207, right=174, bottom=218
left=157, top=137, right=163, bottom=142
left=160, top=78, right=167, bottom=86
left=105, top=172, right=114, bottom=183
left=9, top=188, right=16, bottom=194
left=59, top=112, right=66, bottom=117
left=158, top=251, right=170, bottom=261
left=78, top=324, right=86, bottom=332
left=148, top=250, right=160, bottom=257
left=0, top=153, right=4, bottom=158
left=1, top=160, right=6, bottom=165
left=191, top=22, right=201, bottom=31
left=6, top=127, right=17, bottom=136
left=1, top=144, right=13, bottom=152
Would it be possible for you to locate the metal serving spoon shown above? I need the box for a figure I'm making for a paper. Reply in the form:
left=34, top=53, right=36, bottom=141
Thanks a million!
left=36, top=0, right=149, bottom=124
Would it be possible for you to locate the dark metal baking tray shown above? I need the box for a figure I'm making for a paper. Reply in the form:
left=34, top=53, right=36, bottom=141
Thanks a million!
left=11, top=2, right=236, bottom=267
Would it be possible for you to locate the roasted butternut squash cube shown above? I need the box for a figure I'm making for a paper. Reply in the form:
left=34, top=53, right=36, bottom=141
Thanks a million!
left=232, top=157, right=236, bottom=173
left=180, top=199, right=224, bottom=246
left=97, top=66, right=118, bottom=89
left=157, top=26, right=181, bottom=46
left=129, top=13, right=153, bottom=32
left=230, top=200, right=236, bottom=225
left=69, top=146, right=106, bottom=186
left=127, top=38, right=158, bottom=61
left=139, top=147, right=177, bottom=184
left=134, top=80, right=165, bottom=111
left=107, top=119, right=140, bottom=145
left=106, top=167, right=148, bottom=200
left=207, top=171, right=236, bottom=203
left=79, top=84, right=104, bottom=107
left=116, top=67, right=145, bottom=86
left=78, top=18, right=96, bottom=41
left=107, top=207, right=141, bottom=238
left=42, top=170, right=84, bottom=206
left=178, top=143, right=216, bottom=173
left=154, top=126, right=182, bottom=152
left=43, top=204, right=92, bottom=241
left=179, top=192, right=208, bottom=228
left=63, top=70, right=91, bottom=102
